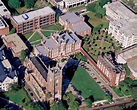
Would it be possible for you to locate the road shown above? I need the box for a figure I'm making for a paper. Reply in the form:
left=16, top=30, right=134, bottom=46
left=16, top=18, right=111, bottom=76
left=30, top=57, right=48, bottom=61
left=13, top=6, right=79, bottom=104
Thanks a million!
left=81, top=98, right=136, bottom=110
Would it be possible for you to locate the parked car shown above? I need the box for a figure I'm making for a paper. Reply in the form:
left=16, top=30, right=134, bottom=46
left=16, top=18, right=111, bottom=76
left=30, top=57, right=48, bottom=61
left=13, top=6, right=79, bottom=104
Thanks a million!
left=97, top=81, right=101, bottom=84
left=93, top=77, right=97, bottom=80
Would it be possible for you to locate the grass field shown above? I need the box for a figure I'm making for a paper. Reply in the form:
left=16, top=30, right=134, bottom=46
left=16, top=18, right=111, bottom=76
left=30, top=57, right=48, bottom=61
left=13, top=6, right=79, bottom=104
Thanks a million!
left=23, top=32, right=34, bottom=39
left=4, top=88, right=44, bottom=110
left=69, top=5, right=86, bottom=12
left=71, top=67, right=106, bottom=101
left=29, top=32, right=42, bottom=42
left=84, top=12, right=109, bottom=29
left=42, top=23, right=64, bottom=37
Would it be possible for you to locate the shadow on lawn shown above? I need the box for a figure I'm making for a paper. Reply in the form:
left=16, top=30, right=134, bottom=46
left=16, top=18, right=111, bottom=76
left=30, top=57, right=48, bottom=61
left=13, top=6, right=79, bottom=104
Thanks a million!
left=62, top=58, right=80, bottom=94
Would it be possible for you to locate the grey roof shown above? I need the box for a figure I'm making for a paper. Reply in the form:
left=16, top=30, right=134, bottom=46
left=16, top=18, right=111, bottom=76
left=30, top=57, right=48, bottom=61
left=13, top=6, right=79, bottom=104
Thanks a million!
left=44, top=38, right=58, bottom=49
left=70, top=22, right=91, bottom=33
left=35, top=45, right=48, bottom=55
left=60, top=12, right=83, bottom=24
left=12, top=6, right=55, bottom=24
left=107, top=1, right=136, bottom=20
left=31, top=57, right=48, bottom=81
left=53, top=32, right=81, bottom=44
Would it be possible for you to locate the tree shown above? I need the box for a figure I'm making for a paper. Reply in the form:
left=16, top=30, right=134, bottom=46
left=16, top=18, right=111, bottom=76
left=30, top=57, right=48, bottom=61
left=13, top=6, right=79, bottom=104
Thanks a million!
left=8, top=0, right=21, bottom=8
left=128, top=0, right=135, bottom=8
left=20, top=50, right=27, bottom=60
left=10, top=28, right=16, bottom=34
left=98, top=0, right=109, bottom=7
left=86, top=2, right=97, bottom=12
left=24, top=0, right=35, bottom=8
left=50, top=102, right=66, bottom=110
left=84, top=98, right=92, bottom=108
left=56, top=13, right=61, bottom=22
left=69, top=100, right=80, bottom=110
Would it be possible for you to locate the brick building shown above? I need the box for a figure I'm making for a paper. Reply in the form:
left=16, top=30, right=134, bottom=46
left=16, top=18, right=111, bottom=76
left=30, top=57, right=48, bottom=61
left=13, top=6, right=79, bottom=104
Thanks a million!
left=10, top=6, right=55, bottom=34
left=24, top=56, right=64, bottom=101
left=97, top=54, right=126, bottom=86
left=34, top=32, right=82, bottom=59
left=59, top=12, right=91, bottom=36
left=0, top=16, right=9, bottom=35
left=2, top=33, right=28, bottom=57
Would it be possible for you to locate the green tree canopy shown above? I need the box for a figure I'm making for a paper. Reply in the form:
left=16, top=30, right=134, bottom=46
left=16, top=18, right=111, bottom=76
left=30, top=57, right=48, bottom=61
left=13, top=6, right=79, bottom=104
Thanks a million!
left=24, top=0, right=35, bottom=8
left=8, top=0, right=21, bottom=8
left=20, top=50, right=27, bottom=60
left=98, top=0, right=109, bottom=7
left=69, top=100, right=80, bottom=110
left=10, top=28, right=16, bottom=34
left=84, top=98, right=93, bottom=108
left=50, top=102, right=66, bottom=110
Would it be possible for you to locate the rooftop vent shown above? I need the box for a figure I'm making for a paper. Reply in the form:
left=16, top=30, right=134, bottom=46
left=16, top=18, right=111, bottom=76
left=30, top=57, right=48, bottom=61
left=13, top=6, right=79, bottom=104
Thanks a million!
left=22, top=14, right=29, bottom=20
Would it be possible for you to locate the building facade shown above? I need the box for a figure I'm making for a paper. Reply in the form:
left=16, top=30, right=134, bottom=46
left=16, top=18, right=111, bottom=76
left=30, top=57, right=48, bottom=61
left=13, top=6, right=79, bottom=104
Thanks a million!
left=48, top=0, right=93, bottom=10
left=10, top=7, right=55, bottom=34
left=59, top=12, right=91, bottom=36
left=0, top=16, right=9, bottom=35
left=97, top=54, right=126, bottom=86
left=104, top=1, right=137, bottom=48
left=34, top=32, right=82, bottom=59
left=2, top=33, right=28, bottom=57
left=24, top=56, right=63, bottom=101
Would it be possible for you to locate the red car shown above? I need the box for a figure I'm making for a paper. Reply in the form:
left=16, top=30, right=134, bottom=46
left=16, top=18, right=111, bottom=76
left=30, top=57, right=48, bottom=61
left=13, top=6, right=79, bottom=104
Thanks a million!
left=93, top=77, right=97, bottom=80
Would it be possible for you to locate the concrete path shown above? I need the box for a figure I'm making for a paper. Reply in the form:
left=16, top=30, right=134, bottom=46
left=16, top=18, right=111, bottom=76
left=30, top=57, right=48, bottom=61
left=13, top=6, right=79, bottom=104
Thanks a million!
left=28, top=31, right=37, bottom=41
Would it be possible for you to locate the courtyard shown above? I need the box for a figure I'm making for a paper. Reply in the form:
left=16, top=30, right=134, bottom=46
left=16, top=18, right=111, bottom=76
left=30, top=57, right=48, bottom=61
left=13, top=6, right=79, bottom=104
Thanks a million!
left=83, top=31, right=121, bottom=62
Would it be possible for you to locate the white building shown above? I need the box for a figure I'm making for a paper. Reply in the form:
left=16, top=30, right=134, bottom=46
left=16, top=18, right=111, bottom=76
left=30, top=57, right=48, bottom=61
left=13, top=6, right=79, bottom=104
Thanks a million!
left=0, top=59, right=18, bottom=92
left=117, top=44, right=137, bottom=80
left=104, top=1, right=137, bottom=48
left=0, top=0, right=10, bottom=18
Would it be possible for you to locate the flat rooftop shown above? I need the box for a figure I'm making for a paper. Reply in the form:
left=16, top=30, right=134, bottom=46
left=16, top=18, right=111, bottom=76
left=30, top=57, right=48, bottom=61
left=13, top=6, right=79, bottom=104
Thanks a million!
left=107, top=1, right=136, bottom=19
left=53, top=32, right=81, bottom=44
left=70, top=22, right=91, bottom=33
left=118, top=44, right=137, bottom=60
left=12, top=6, right=55, bottom=24
left=127, top=59, right=137, bottom=73
left=60, top=12, right=83, bottom=24
left=0, top=0, right=10, bottom=16
left=3, top=33, right=27, bottom=54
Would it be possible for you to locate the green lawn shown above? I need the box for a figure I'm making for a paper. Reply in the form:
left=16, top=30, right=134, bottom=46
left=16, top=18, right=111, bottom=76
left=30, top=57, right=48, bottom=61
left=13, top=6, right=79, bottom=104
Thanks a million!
left=84, top=12, right=109, bottom=29
left=4, top=88, right=44, bottom=110
left=71, top=67, right=106, bottom=100
left=29, top=32, right=42, bottom=42
left=30, top=40, right=41, bottom=46
left=23, top=32, right=34, bottom=39
left=42, top=23, right=64, bottom=37
left=69, top=5, right=86, bottom=12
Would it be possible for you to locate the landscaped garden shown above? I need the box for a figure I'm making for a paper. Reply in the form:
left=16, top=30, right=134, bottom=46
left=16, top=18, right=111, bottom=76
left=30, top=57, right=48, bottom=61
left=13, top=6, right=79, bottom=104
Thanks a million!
left=71, top=66, right=107, bottom=101
left=112, top=78, right=137, bottom=99
left=4, top=87, right=44, bottom=110
left=83, top=31, right=121, bottom=62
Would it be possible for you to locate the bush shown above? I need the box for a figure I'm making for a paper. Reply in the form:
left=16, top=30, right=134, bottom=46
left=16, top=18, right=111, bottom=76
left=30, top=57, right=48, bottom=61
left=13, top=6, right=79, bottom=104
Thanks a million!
left=10, top=28, right=16, bottom=34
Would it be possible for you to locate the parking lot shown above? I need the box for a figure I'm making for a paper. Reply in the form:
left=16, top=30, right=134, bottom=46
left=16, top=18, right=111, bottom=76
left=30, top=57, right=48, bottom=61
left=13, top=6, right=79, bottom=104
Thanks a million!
left=79, top=61, right=119, bottom=100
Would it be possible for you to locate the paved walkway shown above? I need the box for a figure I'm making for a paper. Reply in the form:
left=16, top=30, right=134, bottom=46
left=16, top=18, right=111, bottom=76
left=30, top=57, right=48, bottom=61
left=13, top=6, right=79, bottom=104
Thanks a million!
left=28, top=31, right=37, bottom=41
